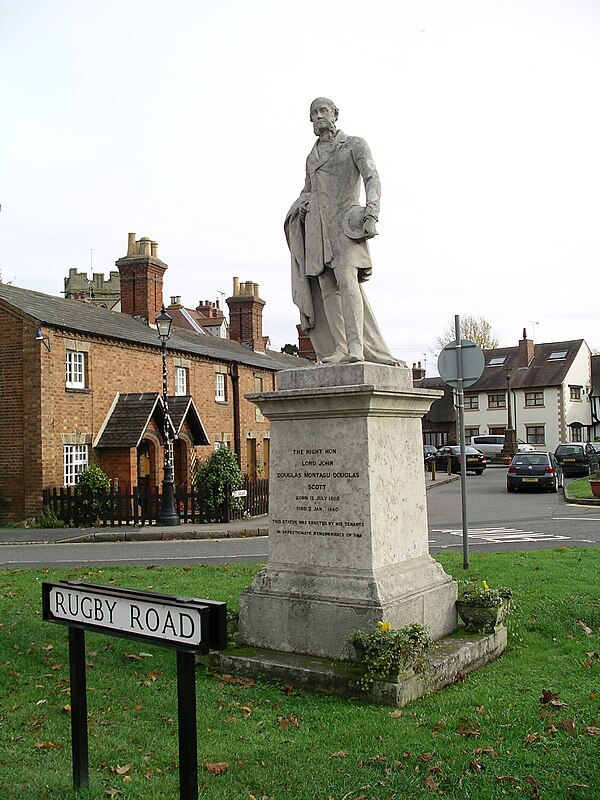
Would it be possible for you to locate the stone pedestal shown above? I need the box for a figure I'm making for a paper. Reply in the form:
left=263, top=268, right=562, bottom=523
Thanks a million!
left=238, top=363, right=457, bottom=659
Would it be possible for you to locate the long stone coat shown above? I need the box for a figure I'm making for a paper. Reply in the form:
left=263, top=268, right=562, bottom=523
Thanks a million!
left=301, top=130, right=380, bottom=276
left=285, top=130, right=400, bottom=365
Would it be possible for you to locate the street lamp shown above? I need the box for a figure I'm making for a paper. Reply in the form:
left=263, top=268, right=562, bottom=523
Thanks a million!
left=501, top=366, right=517, bottom=458
left=156, top=305, right=179, bottom=526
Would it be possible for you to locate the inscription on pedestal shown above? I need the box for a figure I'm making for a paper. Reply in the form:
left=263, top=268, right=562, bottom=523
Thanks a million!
left=271, top=446, right=364, bottom=541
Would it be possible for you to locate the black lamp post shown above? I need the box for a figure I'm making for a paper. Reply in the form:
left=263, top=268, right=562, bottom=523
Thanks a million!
left=156, top=305, right=179, bottom=526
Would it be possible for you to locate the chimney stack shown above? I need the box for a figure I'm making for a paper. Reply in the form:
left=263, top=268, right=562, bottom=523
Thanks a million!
left=226, top=277, right=268, bottom=352
left=519, top=328, right=535, bottom=368
left=116, top=232, right=168, bottom=323
left=412, top=361, right=426, bottom=381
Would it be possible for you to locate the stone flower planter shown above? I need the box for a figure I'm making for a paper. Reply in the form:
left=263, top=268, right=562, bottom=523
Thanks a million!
left=456, top=601, right=509, bottom=634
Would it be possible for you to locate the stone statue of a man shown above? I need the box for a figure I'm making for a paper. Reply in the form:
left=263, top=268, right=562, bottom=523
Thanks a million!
left=285, top=97, right=401, bottom=366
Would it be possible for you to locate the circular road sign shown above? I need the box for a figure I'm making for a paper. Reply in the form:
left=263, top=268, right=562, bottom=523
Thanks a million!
left=437, top=339, right=485, bottom=389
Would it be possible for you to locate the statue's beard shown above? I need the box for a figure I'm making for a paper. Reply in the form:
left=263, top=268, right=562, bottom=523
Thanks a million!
left=313, top=120, right=336, bottom=137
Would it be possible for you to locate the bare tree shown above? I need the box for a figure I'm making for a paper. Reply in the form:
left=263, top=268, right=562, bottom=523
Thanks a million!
left=434, top=315, right=500, bottom=353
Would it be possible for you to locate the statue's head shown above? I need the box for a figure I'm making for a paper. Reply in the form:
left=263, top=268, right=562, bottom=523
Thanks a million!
left=309, top=97, right=339, bottom=135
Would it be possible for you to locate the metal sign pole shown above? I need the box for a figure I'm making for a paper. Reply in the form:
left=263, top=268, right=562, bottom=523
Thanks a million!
left=177, top=650, right=199, bottom=800
left=454, top=315, right=470, bottom=569
left=68, top=627, right=90, bottom=789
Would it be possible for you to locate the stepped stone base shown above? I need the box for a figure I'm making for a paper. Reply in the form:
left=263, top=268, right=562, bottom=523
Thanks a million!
left=209, top=627, right=507, bottom=707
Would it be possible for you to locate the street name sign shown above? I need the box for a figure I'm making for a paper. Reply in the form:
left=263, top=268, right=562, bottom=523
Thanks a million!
left=42, top=580, right=227, bottom=800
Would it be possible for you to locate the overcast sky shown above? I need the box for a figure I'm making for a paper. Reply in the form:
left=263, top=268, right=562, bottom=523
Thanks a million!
left=1, top=0, right=599, bottom=372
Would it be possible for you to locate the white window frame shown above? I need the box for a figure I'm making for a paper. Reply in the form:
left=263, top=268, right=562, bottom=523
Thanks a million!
left=464, top=394, right=479, bottom=410
left=487, top=393, right=506, bottom=409
left=525, top=425, right=545, bottom=445
left=525, top=391, right=544, bottom=407
left=175, top=366, right=187, bottom=396
left=64, top=444, right=88, bottom=485
left=569, top=386, right=582, bottom=402
left=66, top=350, right=85, bottom=388
left=215, top=372, right=226, bottom=402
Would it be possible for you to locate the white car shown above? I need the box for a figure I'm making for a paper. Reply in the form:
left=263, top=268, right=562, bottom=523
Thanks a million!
left=469, top=435, right=535, bottom=457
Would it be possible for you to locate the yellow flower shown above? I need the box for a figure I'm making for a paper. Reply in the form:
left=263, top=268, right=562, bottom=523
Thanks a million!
left=377, top=621, right=391, bottom=632
left=482, top=580, right=490, bottom=592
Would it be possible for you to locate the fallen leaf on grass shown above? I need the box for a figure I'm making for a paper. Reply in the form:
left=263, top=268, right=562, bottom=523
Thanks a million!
left=425, top=775, right=439, bottom=791
left=278, top=714, right=301, bottom=729
left=330, top=751, right=348, bottom=759
left=586, top=726, right=600, bottom=735
left=113, top=764, right=132, bottom=775
left=473, top=746, right=497, bottom=756
left=34, top=741, right=62, bottom=749
left=496, top=775, right=519, bottom=782
left=469, top=759, right=484, bottom=771
left=456, top=718, right=480, bottom=737
left=525, top=732, right=540, bottom=744
left=105, top=789, right=121, bottom=797
left=62, top=705, right=71, bottom=713
left=576, top=620, right=593, bottom=636
left=524, top=775, right=541, bottom=798
left=540, top=690, right=566, bottom=707
left=368, top=755, right=387, bottom=763
left=241, top=706, right=252, bottom=718
left=204, top=762, right=229, bottom=775
left=389, top=709, right=403, bottom=718
left=213, top=672, right=255, bottom=688
left=561, top=718, right=575, bottom=733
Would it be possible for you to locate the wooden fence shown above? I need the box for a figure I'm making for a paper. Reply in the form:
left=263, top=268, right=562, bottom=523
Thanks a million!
left=42, top=477, right=269, bottom=527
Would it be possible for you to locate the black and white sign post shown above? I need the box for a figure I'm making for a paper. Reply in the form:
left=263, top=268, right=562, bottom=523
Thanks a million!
left=437, top=316, right=485, bottom=569
left=42, top=581, right=227, bottom=800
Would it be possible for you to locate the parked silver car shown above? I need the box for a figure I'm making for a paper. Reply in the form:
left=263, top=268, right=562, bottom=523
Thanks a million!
left=469, top=435, right=535, bottom=457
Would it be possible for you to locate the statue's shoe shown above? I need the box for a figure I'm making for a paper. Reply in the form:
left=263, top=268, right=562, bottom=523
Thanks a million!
left=321, top=349, right=348, bottom=364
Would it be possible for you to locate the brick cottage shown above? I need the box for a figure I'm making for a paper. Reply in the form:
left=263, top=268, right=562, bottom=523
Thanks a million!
left=0, top=234, right=304, bottom=521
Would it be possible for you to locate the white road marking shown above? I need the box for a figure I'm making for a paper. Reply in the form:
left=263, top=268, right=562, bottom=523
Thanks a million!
left=553, top=517, right=600, bottom=521
left=431, top=526, right=569, bottom=543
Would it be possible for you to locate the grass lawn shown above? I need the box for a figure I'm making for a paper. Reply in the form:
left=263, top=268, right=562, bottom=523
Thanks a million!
left=1, top=549, right=599, bottom=800
left=565, top=477, right=596, bottom=500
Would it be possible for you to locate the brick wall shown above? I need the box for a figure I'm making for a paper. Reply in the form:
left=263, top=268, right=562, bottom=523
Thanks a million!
left=0, top=307, right=274, bottom=519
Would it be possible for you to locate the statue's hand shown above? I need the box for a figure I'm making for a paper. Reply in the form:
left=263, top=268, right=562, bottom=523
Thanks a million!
left=299, top=199, right=309, bottom=221
left=363, top=217, right=378, bottom=239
